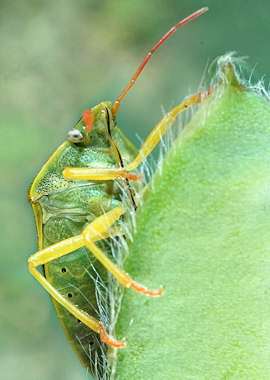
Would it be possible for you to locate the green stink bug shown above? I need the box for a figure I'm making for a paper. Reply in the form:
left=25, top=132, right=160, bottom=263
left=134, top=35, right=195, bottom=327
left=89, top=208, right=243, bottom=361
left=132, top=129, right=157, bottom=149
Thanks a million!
left=28, top=7, right=208, bottom=376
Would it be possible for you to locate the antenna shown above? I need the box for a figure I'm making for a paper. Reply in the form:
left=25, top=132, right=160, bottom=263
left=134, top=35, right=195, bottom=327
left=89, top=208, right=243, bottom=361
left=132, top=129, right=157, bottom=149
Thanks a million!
left=112, top=7, right=208, bottom=115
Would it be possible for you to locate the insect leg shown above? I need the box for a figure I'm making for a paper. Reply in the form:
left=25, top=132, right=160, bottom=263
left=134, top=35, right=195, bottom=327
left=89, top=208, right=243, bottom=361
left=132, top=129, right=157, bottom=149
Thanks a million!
left=125, top=90, right=210, bottom=171
left=63, top=91, right=210, bottom=181
left=62, top=167, right=144, bottom=181
left=84, top=240, right=163, bottom=297
left=28, top=206, right=127, bottom=348
left=82, top=209, right=163, bottom=297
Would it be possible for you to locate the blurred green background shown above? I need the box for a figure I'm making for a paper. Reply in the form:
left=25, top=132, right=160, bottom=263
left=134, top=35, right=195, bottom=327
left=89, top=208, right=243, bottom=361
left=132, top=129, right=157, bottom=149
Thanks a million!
left=1, top=0, right=270, bottom=379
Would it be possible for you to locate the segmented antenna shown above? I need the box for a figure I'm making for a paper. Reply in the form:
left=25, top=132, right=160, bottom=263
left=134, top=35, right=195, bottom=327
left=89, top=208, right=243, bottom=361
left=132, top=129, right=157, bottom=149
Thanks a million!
left=112, top=7, right=208, bottom=115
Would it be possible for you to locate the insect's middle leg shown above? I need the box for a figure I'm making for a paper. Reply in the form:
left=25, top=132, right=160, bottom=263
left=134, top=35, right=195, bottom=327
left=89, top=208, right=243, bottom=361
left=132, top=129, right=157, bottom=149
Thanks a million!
left=28, top=205, right=162, bottom=347
left=63, top=91, right=208, bottom=181
left=28, top=206, right=127, bottom=348
left=83, top=219, right=163, bottom=298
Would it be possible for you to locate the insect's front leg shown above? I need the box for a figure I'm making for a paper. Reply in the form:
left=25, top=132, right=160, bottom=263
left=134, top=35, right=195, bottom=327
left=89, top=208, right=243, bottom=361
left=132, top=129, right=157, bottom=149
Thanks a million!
left=63, top=91, right=209, bottom=182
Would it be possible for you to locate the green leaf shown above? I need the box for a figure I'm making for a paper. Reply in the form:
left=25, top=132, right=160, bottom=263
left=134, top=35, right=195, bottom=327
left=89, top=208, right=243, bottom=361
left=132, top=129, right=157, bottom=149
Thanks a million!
left=115, top=57, right=270, bottom=378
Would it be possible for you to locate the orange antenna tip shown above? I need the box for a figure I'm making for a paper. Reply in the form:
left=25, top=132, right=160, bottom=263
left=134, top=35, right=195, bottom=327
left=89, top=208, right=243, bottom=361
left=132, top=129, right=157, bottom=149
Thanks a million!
left=175, top=7, right=208, bottom=28
left=83, top=110, right=94, bottom=132
left=112, top=7, right=208, bottom=115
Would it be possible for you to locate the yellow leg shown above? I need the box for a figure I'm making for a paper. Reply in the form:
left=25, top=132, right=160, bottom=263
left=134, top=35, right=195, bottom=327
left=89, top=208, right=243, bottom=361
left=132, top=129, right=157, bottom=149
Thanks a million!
left=84, top=240, right=163, bottom=297
left=28, top=205, right=162, bottom=347
left=63, top=91, right=208, bottom=181
left=126, top=92, right=205, bottom=171
left=28, top=207, right=126, bottom=348
left=81, top=206, right=163, bottom=296
left=63, top=167, right=144, bottom=181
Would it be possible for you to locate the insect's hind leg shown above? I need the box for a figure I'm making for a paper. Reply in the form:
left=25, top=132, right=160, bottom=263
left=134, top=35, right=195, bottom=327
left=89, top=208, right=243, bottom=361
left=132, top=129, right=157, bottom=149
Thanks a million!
left=28, top=205, right=162, bottom=348
left=63, top=90, right=210, bottom=181
left=28, top=206, right=127, bottom=348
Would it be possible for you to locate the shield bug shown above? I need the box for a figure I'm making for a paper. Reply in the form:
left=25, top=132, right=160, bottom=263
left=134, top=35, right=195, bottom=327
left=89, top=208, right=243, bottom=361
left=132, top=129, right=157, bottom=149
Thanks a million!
left=28, top=7, right=208, bottom=377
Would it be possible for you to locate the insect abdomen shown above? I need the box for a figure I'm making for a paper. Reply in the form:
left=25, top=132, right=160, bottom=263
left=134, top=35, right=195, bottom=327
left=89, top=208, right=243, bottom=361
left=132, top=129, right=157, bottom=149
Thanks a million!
left=38, top=182, right=122, bottom=374
left=45, top=246, right=108, bottom=372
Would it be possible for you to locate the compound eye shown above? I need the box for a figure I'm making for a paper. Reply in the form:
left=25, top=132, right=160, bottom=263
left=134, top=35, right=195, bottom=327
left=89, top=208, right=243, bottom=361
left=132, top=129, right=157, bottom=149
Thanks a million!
left=67, top=128, right=84, bottom=143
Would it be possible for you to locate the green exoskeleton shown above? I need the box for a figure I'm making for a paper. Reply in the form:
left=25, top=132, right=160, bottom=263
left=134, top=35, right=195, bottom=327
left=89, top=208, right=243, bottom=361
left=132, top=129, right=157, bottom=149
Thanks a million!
left=28, top=7, right=208, bottom=376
